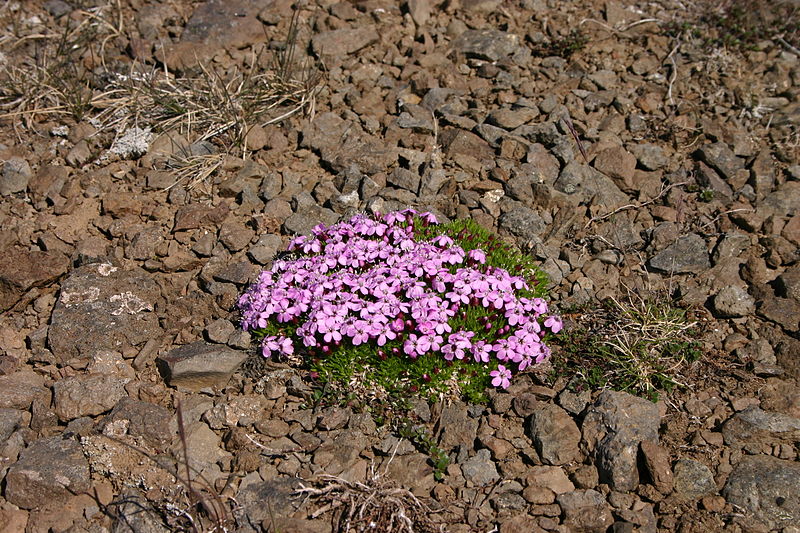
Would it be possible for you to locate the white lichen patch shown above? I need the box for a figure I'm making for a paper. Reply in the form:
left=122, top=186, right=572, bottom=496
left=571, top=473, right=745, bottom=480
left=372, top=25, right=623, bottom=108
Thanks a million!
left=109, top=291, right=153, bottom=316
left=109, top=127, right=153, bottom=158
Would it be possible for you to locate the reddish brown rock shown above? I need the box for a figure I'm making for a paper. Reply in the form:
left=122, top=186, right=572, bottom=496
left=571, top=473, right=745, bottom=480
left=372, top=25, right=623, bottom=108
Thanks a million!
left=0, top=250, right=69, bottom=312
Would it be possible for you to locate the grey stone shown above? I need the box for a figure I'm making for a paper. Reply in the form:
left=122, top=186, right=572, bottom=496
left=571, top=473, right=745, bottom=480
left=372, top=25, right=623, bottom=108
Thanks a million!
left=0, top=408, right=29, bottom=442
left=461, top=448, right=500, bottom=486
left=499, top=207, right=546, bottom=240
left=436, top=401, right=478, bottom=451
left=111, top=490, right=170, bottom=533
left=219, top=220, right=255, bottom=252
left=5, top=436, right=91, bottom=509
left=696, top=142, right=744, bottom=182
left=1, top=156, right=32, bottom=195
left=157, top=341, right=247, bottom=391
left=100, top=397, right=174, bottom=447
left=555, top=161, right=629, bottom=207
left=205, top=318, right=235, bottom=344
left=697, top=161, right=734, bottom=199
left=734, top=338, right=776, bottom=365
left=53, top=374, right=130, bottom=421
left=672, top=459, right=716, bottom=500
left=581, top=391, right=660, bottom=492
left=723, top=455, right=800, bottom=530
left=213, top=260, right=257, bottom=285
left=712, top=232, right=750, bottom=263
left=557, top=489, right=614, bottom=533
left=387, top=168, right=421, bottom=193
left=247, top=233, right=283, bottom=265
left=234, top=478, right=305, bottom=527
left=0, top=249, right=70, bottom=312
left=451, top=29, right=521, bottom=61
left=757, top=297, right=800, bottom=331
left=47, top=263, right=161, bottom=364
left=712, top=285, right=755, bottom=318
left=648, top=233, right=710, bottom=274
left=722, top=405, right=800, bottom=447
left=283, top=206, right=340, bottom=236
left=629, top=143, right=667, bottom=171
left=776, top=265, right=800, bottom=302
left=526, top=403, right=581, bottom=465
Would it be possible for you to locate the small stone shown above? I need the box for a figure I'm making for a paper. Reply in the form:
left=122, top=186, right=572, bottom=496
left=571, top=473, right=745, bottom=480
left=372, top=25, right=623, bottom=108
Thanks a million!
left=757, top=298, right=800, bottom=331
left=1, top=156, right=32, bottom=195
left=712, top=285, right=755, bottom=318
left=639, top=441, right=673, bottom=494
left=312, top=26, right=379, bottom=56
left=696, top=142, right=744, bottom=182
left=672, top=459, right=717, bottom=500
left=387, top=168, right=421, bottom=193
left=722, top=405, right=800, bottom=447
left=0, top=370, right=47, bottom=410
left=582, top=391, right=660, bottom=492
left=205, top=318, right=235, bottom=344
left=629, top=143, right=667, bottom=170
left=461, top=448, right=500, bottom=486
left=648, top=234, right=710, bottom=274
left=157, top=341, right=248, bottom=391
left=499, top=207, right=546, bottom=241
left=594, top=146, right=637, bottom=189
left=557, top=490, right=614, bottom=533
left=451, top=29, right=521, bottom=61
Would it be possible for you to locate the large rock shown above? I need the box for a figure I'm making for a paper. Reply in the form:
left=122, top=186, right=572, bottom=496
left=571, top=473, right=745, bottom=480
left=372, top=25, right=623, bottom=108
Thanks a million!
left=53, top=374, right=130, bottom=421
left=48, top=263, right=161, bottom=364
left=0, top=249, right=69, bottom=312
left=722, top=405, right=800, bottom=448
left=157, top=341, right=248, bottom=391
left=5, top=437, right=91, bottom=509
left=723, top=455, right=800, bottom=530
left=526, top=403, right=581, bottom=465
left=581, top=391, right=660, bottom=492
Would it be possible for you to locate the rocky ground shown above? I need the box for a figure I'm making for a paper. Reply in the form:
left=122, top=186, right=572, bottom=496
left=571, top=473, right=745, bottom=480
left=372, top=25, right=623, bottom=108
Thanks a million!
left=1, top=0, right=800, bottom=531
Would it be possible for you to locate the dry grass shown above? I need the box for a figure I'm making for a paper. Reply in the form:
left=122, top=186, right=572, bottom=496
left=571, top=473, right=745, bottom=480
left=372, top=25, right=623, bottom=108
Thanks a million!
left=296, top=471, right=443, bottom=533
left=552, top=286, right=703, bottom=400
left=0, top=2, right=321, bottom=185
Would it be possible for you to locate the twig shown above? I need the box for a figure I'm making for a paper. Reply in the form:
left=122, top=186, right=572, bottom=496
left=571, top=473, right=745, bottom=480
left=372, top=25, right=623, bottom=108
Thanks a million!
left=584, top=181, right=688, bottom=229
left=665, top=42, right=680, bottom=107
left=777, top=36, right=800, bottom=56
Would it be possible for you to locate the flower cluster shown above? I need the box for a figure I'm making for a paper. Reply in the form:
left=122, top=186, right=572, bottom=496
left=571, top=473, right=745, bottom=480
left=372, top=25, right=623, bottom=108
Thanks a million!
left=238, top=209, right=562, bottom=390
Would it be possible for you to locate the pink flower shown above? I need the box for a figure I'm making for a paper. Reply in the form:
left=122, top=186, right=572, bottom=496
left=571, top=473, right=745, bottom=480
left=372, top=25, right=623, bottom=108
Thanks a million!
left=490, top=365, right=512, bottom=389
left=544, top=315, right=563, bottom=334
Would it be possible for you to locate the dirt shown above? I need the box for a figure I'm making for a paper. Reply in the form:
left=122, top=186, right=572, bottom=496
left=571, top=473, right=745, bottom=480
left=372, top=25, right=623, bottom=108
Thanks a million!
left=1, top=0, right=799, bottom=532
